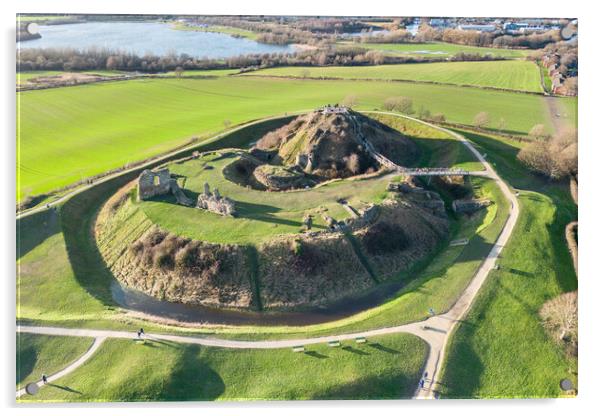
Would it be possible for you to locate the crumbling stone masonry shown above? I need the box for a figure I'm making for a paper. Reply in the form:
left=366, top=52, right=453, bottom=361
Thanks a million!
left=452, top=199, right=491, bottom=214
left=138, top=168, right=193, bottom=206
left=197, top=183, right=236, bottom=216
left=138, top=169, right=172, bottom=200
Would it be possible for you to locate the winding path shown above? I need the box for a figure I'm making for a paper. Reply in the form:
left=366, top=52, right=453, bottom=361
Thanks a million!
left=16, top=113, right=519, bottom=400
left=16, top=337, right=106, bottom=398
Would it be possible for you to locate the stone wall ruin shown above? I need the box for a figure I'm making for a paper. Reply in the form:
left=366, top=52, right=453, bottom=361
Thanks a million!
left=197, top=183, right=236, bottom=216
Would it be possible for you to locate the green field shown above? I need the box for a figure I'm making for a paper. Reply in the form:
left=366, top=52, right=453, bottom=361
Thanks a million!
left=171, top=22, right=258, bottom=40
left=17, top=333, right=93, bottom=389
left=439, top=129, right=578, bottom=398
left=17, top=77, right=557, bottom=200
left=344, top=41, right=532, bottom=58
left=19, top=334, right=426, bottom=402
left=247, top=61, right=543, bottom=92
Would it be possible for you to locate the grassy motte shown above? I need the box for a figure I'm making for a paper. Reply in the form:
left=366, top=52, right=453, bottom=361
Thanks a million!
left=20, top=333, right=427, bottom=402
left=248, top=61, right=543, bottom=93
left=17, top=333, right=93, bottom=389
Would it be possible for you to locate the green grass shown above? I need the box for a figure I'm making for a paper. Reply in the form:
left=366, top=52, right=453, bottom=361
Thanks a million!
left=171, top=22, right=258, bottom=40
left=139, top=155, right=391, bottom=244
left=20, top=334, right=427, bottom=402
left=438, top=129, right=578, bottom=398
left=537, top=61, right=552, bottom=93
left=160, top=69, right=240, bottom=77
left=17, top=209, right=113, bottom=321
left=248, top=61, right=543, bottom=92
left=18, top=77, right=556, bottom=200
left=342, top=41, right=532, bottom=58
left=17, top=333, right=93, bottom=389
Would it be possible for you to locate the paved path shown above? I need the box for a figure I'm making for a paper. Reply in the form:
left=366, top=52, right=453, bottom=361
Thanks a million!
left=16, top=112, right=519, bottom=400
left=16, top=337, right=106, bottom=398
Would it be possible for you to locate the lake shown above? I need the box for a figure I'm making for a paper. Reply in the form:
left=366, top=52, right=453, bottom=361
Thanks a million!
left=18, top=21, right=299, bottom=58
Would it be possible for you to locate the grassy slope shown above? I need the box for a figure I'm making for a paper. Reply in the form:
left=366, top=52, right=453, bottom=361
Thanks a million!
left=438, top=129, right=578, bottom=398
left=18, top=77, right=554, bottom=199
left=341, top=41, right=531, bottom=58
left=20, top=334, right=427, bottom=402
left=248, top=61, right=543, bottom=93
left=17, top=333, right=93, bottom=389
left=17, top=209, right=111, bottom=321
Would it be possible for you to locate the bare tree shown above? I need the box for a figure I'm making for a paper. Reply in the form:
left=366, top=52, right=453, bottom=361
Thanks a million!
left=529, top=124, right=549, bottom=141
left=174, top=66, right=184, bottom=78
left=473, top=112, right=491, bottom=129
left=399, top=97, right=414, bottom=115
left=383, top=97, right=400, bottom=111
left=300, top=68, right=311, bottom=78
left=431, top=113, right=446, bottom=123
left=341, top=94, right=358, bottom=108
left=518, top=128, right=577, bottom=179
left=383, top=96, right=413, bottom=114
left=539, top=291, right=577, bottom=356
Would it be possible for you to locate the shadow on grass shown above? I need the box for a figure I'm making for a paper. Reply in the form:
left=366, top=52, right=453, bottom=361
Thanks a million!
left=437, top=330, right=485, bottom=398
left=17, top=209, right=60, bottom=260
left=158, top=345, right=225, bottom=401
left=367, top=342, right=400, bottom=354
left=304, top=351, right=328, bottom=359
left=48, top=383, right=82, bottom=395
left=16, top=345, right=36, bottom=386
left=311, top=373, right=419, bottom=400
left=342, top=346, right=370, bottom=356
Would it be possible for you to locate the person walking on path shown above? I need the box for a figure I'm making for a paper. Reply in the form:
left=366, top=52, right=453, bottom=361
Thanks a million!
left=41, top=374, right=47, bottom=385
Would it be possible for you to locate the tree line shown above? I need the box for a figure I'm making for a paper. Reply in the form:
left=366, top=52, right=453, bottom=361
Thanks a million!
left=18, top=45, right=506, bottom=73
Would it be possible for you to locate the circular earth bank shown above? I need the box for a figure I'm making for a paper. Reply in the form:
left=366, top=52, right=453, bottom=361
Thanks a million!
left=94, top=111, right=452, bottom=313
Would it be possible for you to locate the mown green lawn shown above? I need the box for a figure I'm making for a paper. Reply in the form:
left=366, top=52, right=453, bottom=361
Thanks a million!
left=17, top=333, right=93, bottom=389
left=18, top=77, right=554, bottom=200
left=438, top=129, right=578, bottom=398
left=247, top=61, right=543, bottom=93
left=343, top=41, right=532, bottom=58
left=19, top=334, right=426, bottom=402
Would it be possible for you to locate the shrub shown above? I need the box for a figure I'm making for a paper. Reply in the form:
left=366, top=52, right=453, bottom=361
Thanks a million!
left=362, top=222, right=409, bottom=255
left=539, top=291, right=578, bottom=356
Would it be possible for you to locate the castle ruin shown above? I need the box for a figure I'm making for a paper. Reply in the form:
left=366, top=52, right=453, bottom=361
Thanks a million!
left=197, top=183, right=236, bottom=216
left=138, top=168, right=193, bottom=206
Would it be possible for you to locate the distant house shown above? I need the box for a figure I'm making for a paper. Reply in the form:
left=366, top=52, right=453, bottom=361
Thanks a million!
left=457, top=24, right=497, bottom=32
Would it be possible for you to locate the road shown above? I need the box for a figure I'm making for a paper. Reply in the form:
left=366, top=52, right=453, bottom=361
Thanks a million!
left=16, top=113, right=519, bottom=400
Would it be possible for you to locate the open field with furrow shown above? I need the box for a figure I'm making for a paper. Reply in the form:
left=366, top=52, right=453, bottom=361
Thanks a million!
left=246, top=61, right=543, bottom=92
left=17, top=77, right=563, bottom=200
